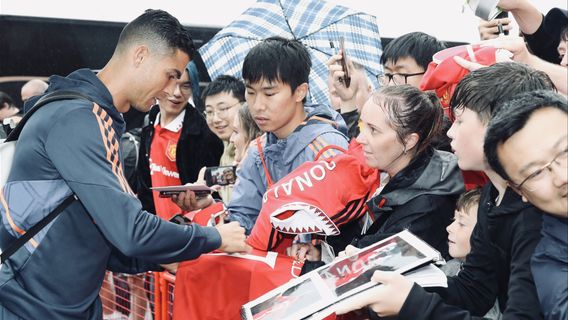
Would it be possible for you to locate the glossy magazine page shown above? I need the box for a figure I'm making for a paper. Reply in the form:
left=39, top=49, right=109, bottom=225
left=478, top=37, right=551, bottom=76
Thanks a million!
left=241, top=230, right=443, bottom=320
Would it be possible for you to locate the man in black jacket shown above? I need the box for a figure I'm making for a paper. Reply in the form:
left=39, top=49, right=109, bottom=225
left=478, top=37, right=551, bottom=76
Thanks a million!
left=137, top=66, right=224, bottom=220
left=336, top=62, right=555, bottom=319
left=485, top=90, right=568, bottom=319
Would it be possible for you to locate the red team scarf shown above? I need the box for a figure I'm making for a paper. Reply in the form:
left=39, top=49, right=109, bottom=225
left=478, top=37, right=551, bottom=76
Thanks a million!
left=173, top=141, right=380, bottom=319
left=247, top=140, right=380, bottom=253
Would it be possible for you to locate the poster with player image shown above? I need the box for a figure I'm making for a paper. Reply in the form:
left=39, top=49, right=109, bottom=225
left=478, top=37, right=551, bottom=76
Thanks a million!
left=248, top=278, right=321, bottom=320
left=242, top=230, right=444, bottom=320
left=317, top=235, right=426, bottom=297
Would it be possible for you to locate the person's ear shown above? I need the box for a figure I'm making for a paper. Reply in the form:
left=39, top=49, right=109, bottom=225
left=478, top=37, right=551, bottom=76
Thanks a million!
left=507, top=182, right=530, bottom=202
left=366, top=83, right=373, bottom=94
left=133, top=45, right=150, bottom=67
left=404, top=133, right=420, bottom=153
left=293, top=83, right=309, bottom=102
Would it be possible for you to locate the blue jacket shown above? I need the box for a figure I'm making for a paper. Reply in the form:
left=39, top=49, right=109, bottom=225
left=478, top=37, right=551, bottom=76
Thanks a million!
left=0, top=69, right=222, bottom=319
left=531, top=214, right=568, bottom=320
left=228, top=104, right=349, bottom=233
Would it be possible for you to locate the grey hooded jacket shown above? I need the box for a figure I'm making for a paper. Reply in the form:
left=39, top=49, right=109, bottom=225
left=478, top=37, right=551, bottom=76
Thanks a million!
left=228, top=104, right=349, bottom=233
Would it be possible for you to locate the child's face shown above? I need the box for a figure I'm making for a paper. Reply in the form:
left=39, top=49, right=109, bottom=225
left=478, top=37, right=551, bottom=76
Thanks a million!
left=446, top=205, right=478, bottom=260
left=245, top=78, right=306, bottom=139
left=447, top=108, right=488, bottom=171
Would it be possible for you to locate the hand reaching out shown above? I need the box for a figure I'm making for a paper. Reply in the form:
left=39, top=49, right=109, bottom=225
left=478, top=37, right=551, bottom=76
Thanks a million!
left=478, top=18, right=512, bottom=40
left=171, top=191, right=214, bottom=212
left=286, top=243, right=321, bottom=262
left=326, top=52, right=359, bottom=102
left=335, top=271, right=413, bottom=317
left=215, top=221, right=250, bottom=254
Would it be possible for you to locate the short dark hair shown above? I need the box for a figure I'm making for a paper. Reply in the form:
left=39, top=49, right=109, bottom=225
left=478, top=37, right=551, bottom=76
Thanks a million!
left=0, top=92, right=15, bottom=110
left=450, top=62, right=555, bottom=123
left=373, top=85, right=444, bottom=156
left=115, top=9, right=195, bottom=59
left=456, top=188, right=482, bottom=214
left=201, top=75, right=245, bottom=102
left=381, top=32, right=446, bottom=71
left=484, top=90, right=568, bottom=181
left=242, top=36, right=311, bottom=93
left=561, top=26, right=568, bottom=42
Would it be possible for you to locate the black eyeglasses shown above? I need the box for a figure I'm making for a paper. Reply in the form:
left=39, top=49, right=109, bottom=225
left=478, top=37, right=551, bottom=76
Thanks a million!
left=376, top=72, right=425, bottom=85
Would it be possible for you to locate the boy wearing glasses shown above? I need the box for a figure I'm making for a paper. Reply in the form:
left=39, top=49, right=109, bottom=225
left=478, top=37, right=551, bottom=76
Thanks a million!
left=485, top=90, right=567, bottom=319
left=328, top=32, right=446, bottom=140
left=138, top=66, right=223, bottom=220
left=202, top=75, right=246, bottom=168
left=379, top=31, right=446, bottom=87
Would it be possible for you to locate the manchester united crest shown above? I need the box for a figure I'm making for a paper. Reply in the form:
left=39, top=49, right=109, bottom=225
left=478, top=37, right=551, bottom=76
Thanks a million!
left=166, top=140, right=177, bottom=162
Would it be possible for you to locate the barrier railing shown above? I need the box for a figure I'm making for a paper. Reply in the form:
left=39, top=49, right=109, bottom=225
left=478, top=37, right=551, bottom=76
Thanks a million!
left=100, top=271, right=176, bottom=320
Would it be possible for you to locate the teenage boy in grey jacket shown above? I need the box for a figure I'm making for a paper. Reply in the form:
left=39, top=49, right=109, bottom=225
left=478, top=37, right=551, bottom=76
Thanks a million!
left=225, top=37, right=349, bottom=234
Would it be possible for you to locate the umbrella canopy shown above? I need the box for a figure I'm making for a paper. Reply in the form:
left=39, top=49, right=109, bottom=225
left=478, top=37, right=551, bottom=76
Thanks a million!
left=199, top=0, right=383, bottom=105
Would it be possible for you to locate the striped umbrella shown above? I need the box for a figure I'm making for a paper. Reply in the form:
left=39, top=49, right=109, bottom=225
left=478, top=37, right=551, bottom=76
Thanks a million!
left=199, top=0, right=383, bottom=106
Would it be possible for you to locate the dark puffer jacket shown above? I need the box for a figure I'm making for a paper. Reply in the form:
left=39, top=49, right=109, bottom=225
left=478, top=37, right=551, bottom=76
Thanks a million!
left=352, top=148, right=464, bottom=261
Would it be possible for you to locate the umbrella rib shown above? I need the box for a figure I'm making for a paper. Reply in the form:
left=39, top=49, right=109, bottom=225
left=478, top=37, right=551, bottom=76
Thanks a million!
left=279, top=0, right=296, bottom=39
left=310, top=46, right=332, bottom=57
left=297, top=13, right=368, bottom=40
left=213, top=34, right=264, bottom=43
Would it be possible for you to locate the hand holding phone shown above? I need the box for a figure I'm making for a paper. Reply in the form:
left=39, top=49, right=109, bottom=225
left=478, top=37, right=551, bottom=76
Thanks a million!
left=338, top=37, right=351, bottom=88
left=151, top=184, right=213, bottom=198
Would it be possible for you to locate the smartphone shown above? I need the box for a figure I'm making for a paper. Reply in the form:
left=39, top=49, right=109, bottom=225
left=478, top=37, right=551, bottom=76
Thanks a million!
left=495, top=11, right=509, bottom=35
left=338, top=37, right=351, bottom=88
left=151, top=184, right=213, bottom=198
left=204, top=165, right=237, bottom=187
left=158, top=190, right=211, bottom=198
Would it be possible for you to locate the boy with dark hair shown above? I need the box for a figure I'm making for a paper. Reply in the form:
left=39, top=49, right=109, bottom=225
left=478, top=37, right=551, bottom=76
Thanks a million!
left=201, top=75, right=246, bottom=144
left=227, top=36, right=349, bottom=233
left=380, top=32, right=446, bottom=87
left=202, top=75, right=246, bottom=103
left=329, top=32, right=446, bottom=141
left=336, top=62, right=554, bottom=319
left=485, top=90, right=567, bottom=319
left=449, top=63, right=556, bottom=124
left=445, top=188, right=482, bottom=272
left=202, top=75, right=246, bottom=168
left=444, top=188, right=502, bottom=319
left=0, top=10, right=247, bottom=319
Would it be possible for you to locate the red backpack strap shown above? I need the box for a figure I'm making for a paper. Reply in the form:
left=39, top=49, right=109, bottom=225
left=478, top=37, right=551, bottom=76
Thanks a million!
left=256, top=136, right=274, bottom=187
left=314, top=144, right=346, bottom=161
left=298, top=115, right=339, bottom=129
